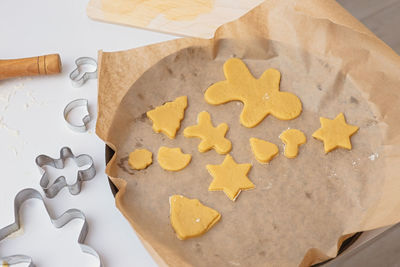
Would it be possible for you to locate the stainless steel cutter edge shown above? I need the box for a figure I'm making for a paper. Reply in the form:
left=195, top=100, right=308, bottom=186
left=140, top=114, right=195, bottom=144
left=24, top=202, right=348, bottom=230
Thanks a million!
left=0, top=188, right=102, bottom=267
left=69, top=57, right=98, bottom=88
left=36, top=147, right=96, bottom=198
left=63, top=98, right=91, bottom=133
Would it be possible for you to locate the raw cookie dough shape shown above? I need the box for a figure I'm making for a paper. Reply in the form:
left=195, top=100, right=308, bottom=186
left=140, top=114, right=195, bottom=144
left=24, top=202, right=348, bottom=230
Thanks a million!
left=206, top=154, right=254, bottom=201
left=146, top=96, right=188, bottom=139
left=183, top=111, right=232, bottom=154
left=279, top=129, right=306, bottom=159
left=128, top=148, right=153, bottom=170
left=312, top=113, right=359, bottom=153
left=250, top=137, right=279, bottom=163
left=170, top=195, right=221, bottom=240
left=157, top=146, right=192, bottom=171
left=204, top=58, right=302, bottom=128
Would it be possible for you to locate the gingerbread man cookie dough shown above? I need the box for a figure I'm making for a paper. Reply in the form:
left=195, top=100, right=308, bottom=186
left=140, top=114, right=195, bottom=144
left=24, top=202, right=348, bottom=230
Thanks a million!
left=184, top=111, right=232, bottom=154
left=205, top=58, right=302, bottom=128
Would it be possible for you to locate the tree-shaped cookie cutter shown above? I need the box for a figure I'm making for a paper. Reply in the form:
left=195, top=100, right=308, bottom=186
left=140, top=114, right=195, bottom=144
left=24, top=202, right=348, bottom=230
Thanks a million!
left=0, top=188, right=102, bottom=267
left=36, top=147, right=96, bottom=198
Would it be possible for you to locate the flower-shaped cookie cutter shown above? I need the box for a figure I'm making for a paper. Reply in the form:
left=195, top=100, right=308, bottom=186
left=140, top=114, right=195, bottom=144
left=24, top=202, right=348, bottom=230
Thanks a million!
left=0, top=188, right=102, bottom=267
left=36, top=147, right=96, bottom=198
left=69, top=57, right=97, bottom=87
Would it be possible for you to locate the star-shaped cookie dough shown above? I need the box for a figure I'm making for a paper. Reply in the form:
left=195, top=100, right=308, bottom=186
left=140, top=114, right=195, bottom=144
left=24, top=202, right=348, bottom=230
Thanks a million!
left=206, top=154, right=254, bottom=201
left=312, top=113, right=359, bottom=153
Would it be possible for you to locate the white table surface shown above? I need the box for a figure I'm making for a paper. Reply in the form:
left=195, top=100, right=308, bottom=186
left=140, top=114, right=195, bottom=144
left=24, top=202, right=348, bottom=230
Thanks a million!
left=0, top=0, right=178, bottom=266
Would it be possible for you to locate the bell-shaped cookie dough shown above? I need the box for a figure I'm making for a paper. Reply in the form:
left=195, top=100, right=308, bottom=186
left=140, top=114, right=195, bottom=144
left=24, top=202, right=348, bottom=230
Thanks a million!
left=170, top=195, right=221, bottom=240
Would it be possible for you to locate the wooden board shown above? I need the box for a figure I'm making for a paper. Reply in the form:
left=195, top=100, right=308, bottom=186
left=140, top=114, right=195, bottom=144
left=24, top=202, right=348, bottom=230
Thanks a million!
left=86, top=0, right=265, bottom=38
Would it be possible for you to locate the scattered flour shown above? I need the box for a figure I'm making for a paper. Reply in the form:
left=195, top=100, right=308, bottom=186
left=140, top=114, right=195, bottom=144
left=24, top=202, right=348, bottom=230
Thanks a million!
left=368, top=153, right=379, bottom=161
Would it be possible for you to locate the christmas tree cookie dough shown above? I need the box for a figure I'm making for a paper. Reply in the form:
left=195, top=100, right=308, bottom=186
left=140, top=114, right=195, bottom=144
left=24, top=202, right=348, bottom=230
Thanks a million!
left=184, top=111, right=232, bottom=154
left=206, top=154, right=254, bottom=201
left=279, top=129, right=306, bottom=158
left=146, top=96, right=187, bottom=139
left=250, top=137, right=279, bottom=163
left=128, top=148, right=153, bottom=170
left=312, top=113, right=359, bottom=153
left=204, top=58, right=302, bottom=128
left=170, top=195, right=221, bottom=240
left=157, top=146, right=191, bottom=171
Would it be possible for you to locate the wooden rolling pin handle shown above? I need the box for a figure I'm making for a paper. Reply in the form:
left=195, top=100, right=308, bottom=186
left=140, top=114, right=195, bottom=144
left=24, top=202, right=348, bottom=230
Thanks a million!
left=0, top=54, right=62, bottom=80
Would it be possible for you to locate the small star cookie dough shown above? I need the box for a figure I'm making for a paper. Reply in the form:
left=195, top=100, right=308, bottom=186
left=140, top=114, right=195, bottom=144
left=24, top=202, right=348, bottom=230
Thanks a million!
left=146, top=96, right=187, bottom=139
left=279, top=129, right=306, bottom=158
left=184, top=111, right=232, bottom=154
left=206, top=154, right=254, bottom=201
left=128, top=148, right=153, bottom=170
left=157, top=146, right=191, bottom=171
left=170, top=195, right=221, bottom=240
left=204, top=58, right=302, bottom=128
left=312, top=113, right=359, bottom=153
left=250, top=137, right=279, bottom=163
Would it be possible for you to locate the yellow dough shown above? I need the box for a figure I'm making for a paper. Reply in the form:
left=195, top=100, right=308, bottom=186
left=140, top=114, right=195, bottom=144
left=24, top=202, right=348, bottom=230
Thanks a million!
left=249, top=137, right=279, bottom=163
left=279, top=129, right=306, bottom=159
left=128, top=148, right=153, bottom=170
left=206, top=154, right=254, bottom=201
left=183, top=111, right=232, bottom=154
left=312, top=113, right=359, bottom=153
left=170, top=195, right=221, bottom=240
left=146, top=96, right=188, bottom=139
left=204, top=58, right=302, bottom=128
left=157, top=146, right=191, bottom=171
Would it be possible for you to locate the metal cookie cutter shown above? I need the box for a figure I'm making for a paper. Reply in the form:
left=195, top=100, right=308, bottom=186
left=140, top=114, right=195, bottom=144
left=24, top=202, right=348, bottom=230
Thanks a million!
left=63, top=98, right=91, bottom=132
left=36, top=147, right=96, bottom=198
left=0, top=188, right=102, bottom=267
left=69, top=57, right=97, bottom=87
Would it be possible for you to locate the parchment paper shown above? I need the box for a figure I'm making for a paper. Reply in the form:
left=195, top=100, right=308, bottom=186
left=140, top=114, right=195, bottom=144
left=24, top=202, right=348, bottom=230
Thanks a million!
left=96, top=0, right=400, bottom=266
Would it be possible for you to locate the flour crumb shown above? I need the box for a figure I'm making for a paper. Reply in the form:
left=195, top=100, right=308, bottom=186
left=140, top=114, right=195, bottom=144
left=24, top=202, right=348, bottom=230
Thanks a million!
left=368, top=153, right=379, bottom=161
left=263, top=92, right=270, bottom=100
left=13, top=83, right=24, bottom=90
left=0, top=116, right=20, bottom=136
left=195, top=218, right=200, bottom=223
left=262, top=182, right=273, bottom=190
left=11, top=147, right=18, bottom=156
left=328, top=170, right=337, bottom=178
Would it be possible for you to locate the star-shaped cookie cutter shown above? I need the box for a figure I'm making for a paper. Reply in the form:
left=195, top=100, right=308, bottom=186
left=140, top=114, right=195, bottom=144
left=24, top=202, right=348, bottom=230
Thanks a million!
left=0, top=188, right=102, bottom=267
left=36, top=147, right=96, bottom=198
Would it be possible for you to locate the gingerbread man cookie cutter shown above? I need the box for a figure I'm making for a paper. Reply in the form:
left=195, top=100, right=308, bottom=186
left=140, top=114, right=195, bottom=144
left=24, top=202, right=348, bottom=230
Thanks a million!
left=69, top=57, right=97, bottom=88
left=35, top=147, right=96, bottom=198
left=0, top=188, right=102, bottom=267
